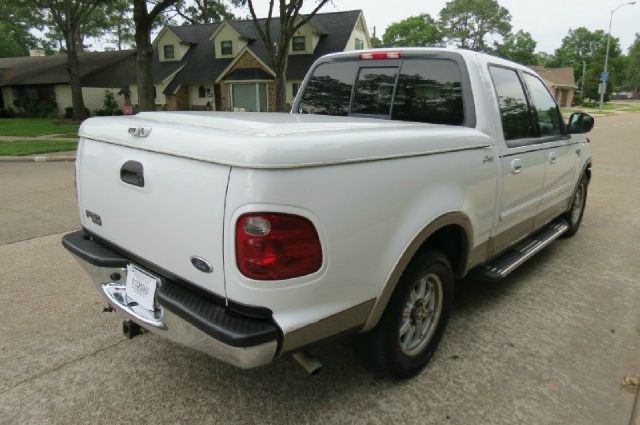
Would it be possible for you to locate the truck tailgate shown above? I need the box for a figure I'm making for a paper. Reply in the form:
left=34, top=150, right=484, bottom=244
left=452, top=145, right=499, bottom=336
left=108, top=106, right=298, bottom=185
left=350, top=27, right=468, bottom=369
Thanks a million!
left=77, top=138, right=230, bottom=299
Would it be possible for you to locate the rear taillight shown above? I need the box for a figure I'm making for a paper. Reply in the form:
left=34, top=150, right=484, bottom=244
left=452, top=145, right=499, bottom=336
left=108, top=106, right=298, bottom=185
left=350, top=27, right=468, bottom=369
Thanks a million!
left=360, top=51, right=401, bottom=60
left=235, top=213, right=322, bottom=280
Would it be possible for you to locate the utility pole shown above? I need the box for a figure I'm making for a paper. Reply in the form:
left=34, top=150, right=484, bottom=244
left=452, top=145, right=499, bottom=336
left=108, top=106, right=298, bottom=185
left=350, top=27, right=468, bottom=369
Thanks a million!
left=599, top=1, right=636, bottom=111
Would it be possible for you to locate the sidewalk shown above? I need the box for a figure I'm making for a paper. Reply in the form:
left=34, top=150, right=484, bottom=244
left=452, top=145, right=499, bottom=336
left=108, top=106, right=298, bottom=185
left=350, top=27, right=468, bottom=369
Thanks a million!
left=0, top=150, right=76, bottom=162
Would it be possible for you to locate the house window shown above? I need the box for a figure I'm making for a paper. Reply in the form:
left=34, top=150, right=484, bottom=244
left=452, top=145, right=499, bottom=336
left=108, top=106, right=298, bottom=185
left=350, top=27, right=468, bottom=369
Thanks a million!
left=221, top=40, right=233, bottom=55
left=292, top=36, right=305, bottom=52
left=292, top=83, right=300, bottom=97
left=164, top=45, right=175, bottom=59
left=198, top=85, right=206, bottom=98
left=355, top=38, right=364, bottom=50
left=231, top=83, right=268, bottom=112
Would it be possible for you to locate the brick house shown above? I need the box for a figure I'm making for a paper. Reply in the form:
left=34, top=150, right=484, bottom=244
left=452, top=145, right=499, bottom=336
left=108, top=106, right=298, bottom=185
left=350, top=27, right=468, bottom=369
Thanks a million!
left=532, top=66, right=577, bottom=107
left=140, top=9, right=371, bottom=111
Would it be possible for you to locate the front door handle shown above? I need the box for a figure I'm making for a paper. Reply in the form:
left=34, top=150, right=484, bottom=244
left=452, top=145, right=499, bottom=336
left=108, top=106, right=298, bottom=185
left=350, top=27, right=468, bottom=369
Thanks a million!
left=548, top=151, right=557, bottom=164
left=120, top=160, right=144, bottom=187
left=511, top=159, right=523, bottom=174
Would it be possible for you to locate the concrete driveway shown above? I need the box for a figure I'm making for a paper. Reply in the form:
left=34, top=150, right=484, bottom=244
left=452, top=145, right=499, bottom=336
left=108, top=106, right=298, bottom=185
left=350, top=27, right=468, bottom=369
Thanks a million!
left=0, top=114, right=639, bottom=424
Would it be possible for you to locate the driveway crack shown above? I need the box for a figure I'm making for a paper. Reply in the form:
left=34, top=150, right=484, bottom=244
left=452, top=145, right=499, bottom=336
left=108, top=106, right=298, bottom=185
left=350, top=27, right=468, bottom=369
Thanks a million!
left=0, top=338, right=128, bottom=397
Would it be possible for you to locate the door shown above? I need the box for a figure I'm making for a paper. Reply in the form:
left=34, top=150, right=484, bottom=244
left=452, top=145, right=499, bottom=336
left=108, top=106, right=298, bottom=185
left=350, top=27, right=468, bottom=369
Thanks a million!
left=522, top=73, right=577, bottom=227
left=488, top=66, right=546, bottom=254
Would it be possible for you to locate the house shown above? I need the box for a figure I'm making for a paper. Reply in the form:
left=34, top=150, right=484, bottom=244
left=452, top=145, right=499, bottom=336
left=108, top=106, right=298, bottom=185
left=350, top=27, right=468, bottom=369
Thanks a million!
left=0, top=50, right=134, bottom=115
left=0, top=10, right=370, bottom=115
left=532, top=66, right=577, bottom=107
left=139, top=9, right=370, bottom=111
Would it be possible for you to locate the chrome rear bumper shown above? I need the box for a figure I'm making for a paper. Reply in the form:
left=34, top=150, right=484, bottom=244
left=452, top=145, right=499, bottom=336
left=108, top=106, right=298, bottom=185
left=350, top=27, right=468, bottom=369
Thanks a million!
left=63, top=231, right=278, bottom=369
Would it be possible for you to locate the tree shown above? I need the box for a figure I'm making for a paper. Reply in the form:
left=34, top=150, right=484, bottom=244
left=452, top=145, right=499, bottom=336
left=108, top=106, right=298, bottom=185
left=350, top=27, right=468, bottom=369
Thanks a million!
left=244, top=0, right=331, bottom=112
left=171, top=0, right=236, bottom=24
left=32, top=0, right=104, bottom=120
left=133, top=0, right=179, bottom=111
left=549, top=27, right=621, bottom=100
left=626, top=34, right=640, bottom=95
left=494, top=30, right=537, bottom=65
left=382, top=14, right=443, bottom=47
left=0, top=2, right=42, bottom=57
left=102, top=0, right=135, bottom=50
left=438, top=0, right=511, bottom=52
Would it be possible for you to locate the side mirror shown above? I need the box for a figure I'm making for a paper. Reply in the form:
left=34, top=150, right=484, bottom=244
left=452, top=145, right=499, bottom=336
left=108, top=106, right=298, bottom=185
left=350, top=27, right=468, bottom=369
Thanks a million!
left=567, top=112, right=594, bottom=134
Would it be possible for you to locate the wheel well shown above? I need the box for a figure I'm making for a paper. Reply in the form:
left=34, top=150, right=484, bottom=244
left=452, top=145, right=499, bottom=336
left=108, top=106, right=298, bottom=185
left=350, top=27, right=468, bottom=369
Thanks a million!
left=419, top=224, right=468, bottom=277
left=585, top=162, right=592, bottom=183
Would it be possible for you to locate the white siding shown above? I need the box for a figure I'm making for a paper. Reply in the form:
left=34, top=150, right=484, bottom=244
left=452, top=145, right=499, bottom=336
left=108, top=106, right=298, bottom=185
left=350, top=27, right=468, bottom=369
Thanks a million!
left=188, top=84, right=216, bottom=108
left=213, top=23, right=247, bottom=58
left=286, top=81, right=302, bottom=105
left=53, top=85, right=125, bottom=116
left=1, top=87, right=13, bottom=108
left=156, top=29, right=189, bottom=62
left=344, top=14, right=371, bottom=51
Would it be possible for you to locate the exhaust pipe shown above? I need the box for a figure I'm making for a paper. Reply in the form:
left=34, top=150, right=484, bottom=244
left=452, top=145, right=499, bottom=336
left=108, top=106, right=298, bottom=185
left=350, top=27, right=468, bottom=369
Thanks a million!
left=292, top=350, right=322, bottom=375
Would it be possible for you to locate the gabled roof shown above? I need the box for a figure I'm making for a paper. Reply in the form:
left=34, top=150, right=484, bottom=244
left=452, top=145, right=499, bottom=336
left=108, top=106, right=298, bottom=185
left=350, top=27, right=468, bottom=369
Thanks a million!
left=0, top=50, right=134, bottom=87
left=532, top=66, right=576, bottom=88
left=163, top=10, right=363, bottom=92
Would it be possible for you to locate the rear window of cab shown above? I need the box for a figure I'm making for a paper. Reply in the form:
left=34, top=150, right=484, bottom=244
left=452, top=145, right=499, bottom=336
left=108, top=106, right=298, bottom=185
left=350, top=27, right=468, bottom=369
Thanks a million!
left=297, top=58, right=465, bottom=126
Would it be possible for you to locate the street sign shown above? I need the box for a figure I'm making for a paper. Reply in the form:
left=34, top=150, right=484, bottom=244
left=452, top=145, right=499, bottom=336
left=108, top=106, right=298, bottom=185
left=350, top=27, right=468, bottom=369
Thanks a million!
left=600, top=71, right=609, bottom=82
left=598, top=82, right=606, bottom=95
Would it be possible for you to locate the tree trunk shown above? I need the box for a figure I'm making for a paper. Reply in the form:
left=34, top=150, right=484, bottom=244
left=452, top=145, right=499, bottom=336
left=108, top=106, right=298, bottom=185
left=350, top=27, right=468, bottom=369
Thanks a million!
left=134, top=0, right=155, bottom=111
left=274, top=50, right=289, bottom=112
left=66, top=26, right=88, bottom=121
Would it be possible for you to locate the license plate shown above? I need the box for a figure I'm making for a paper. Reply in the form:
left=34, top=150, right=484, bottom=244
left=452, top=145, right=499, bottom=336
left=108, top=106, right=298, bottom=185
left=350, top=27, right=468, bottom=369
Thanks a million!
left=125, top=264, right=158, bottom=311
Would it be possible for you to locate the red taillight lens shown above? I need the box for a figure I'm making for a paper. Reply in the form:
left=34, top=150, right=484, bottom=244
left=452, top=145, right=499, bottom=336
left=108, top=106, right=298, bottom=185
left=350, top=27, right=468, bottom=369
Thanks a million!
left=235, top=213, right=322, bottom=280
left=360, top=51, right=401, bottom=60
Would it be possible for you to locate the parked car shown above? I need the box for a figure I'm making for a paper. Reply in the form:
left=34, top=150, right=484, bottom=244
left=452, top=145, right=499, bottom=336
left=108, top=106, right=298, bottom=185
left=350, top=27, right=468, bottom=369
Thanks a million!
left=63, top=48, right=594, bottom=378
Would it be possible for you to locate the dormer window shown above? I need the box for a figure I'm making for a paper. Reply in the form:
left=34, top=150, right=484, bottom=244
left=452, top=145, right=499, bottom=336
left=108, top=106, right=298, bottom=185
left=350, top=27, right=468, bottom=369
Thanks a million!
left=221, top=40, right=233, bottom=55
left=292, top=36, right=305, bottom=52
left=355, top=38, right=364, bottom=50
left=164, top=45, right=175, bottom=59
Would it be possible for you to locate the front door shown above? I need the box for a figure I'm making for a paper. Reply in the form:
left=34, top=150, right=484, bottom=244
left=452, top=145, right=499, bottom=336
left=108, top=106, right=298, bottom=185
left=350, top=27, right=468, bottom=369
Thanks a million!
left=488, top=65, right=546, bottom=254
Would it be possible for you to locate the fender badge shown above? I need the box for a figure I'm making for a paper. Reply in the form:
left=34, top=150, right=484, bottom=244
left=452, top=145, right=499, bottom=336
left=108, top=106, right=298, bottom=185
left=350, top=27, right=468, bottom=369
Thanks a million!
left=190, top=256, right=213, bottom=273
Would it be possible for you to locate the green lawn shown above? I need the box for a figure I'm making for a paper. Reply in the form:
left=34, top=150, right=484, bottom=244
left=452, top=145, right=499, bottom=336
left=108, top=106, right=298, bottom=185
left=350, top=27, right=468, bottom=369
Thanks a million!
left=0, top=140, right=78, bottom=156
left=0, top=118, right=80, bottom=137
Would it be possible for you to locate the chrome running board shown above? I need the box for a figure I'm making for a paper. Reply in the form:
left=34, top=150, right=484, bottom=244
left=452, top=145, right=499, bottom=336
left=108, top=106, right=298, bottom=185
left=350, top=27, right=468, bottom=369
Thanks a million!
left=476, top=218, right=569, bottom=281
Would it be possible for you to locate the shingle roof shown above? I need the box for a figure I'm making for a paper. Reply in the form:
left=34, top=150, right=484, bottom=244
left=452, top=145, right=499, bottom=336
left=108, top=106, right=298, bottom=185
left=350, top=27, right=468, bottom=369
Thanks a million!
left=532, top=66, right=576, bottom=88
left=225, top=68, right=273, bottom=80
left=0, top=50, right=135, bottom=86
left=164, top=10, right=362, bottom=93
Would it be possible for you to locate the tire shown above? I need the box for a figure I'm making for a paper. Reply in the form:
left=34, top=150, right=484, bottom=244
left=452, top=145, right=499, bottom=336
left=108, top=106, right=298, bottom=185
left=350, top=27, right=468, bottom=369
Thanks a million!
left=562, top=175, right=588, bottom=238
left=354, top=250, right=454, bottom=379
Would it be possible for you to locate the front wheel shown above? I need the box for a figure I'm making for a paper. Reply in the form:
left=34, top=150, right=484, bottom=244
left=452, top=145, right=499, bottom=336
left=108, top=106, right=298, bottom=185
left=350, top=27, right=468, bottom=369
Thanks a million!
left=354, top=250, right=454, bottom=379
left=562, top=175, right=588, bottom=238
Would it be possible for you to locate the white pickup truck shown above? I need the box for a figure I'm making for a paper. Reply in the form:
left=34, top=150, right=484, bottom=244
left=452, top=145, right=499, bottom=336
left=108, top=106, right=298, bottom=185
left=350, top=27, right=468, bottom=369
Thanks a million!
left=63, top=48, right=594, bottom=378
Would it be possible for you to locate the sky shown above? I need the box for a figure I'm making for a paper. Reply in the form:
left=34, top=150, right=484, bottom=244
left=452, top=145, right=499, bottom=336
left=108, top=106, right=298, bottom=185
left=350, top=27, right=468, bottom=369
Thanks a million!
left=244, top=0, right=640, bottom=54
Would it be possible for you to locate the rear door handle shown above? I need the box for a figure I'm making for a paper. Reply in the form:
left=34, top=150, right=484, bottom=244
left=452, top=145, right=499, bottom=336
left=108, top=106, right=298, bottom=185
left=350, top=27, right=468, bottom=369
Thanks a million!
left=511, top=159, right=523, bottom=174
left=120, top=160, right=144, bottom=187
left=548, top=151, right=557, bottom=164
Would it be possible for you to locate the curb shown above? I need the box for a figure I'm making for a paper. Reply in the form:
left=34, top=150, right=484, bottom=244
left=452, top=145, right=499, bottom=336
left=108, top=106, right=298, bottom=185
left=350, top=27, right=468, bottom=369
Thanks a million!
left=0, top=154, right=76, bottom=163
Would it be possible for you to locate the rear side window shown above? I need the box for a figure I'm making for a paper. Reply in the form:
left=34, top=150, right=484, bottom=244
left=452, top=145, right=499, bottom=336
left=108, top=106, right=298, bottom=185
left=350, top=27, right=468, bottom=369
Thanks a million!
left=298, top=62, right=357, bottom=116
left=392, top=59, right=464, bottom=125
left=489, top=66, right=533, bottom=141
left=522, top=73, right=564, bottom=137
left=351, top=67, right=398, bottom=115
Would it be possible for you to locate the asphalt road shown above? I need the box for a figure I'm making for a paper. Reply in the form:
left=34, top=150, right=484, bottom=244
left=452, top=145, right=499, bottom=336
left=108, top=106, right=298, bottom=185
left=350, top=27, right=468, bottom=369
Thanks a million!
left=1, top=114, right=639, bottom=424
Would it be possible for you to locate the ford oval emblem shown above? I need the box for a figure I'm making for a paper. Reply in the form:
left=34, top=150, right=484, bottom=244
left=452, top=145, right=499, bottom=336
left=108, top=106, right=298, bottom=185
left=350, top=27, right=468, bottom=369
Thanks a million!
left=190, top=256, right=213, bottom=273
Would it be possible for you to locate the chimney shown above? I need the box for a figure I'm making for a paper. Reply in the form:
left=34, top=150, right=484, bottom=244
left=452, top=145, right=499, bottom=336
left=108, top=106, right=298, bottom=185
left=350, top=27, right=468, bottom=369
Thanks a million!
left=29, top=49, right=46, bottom=57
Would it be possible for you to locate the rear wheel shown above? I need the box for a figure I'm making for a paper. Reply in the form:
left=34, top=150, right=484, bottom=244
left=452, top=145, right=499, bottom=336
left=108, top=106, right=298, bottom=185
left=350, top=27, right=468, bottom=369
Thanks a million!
left=562, top=175, right=588, bottom=238
left=354, top=250, right=454, bottom=378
